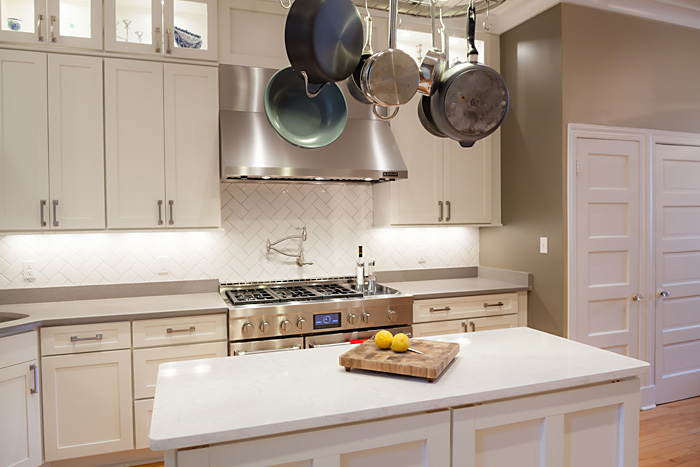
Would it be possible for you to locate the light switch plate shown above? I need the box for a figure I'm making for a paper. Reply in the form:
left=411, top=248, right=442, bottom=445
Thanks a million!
left=158, top=256, right=169, bottom=274
left=417, top=248, right=427, bottom=264
left=23, top=261, right=36, bottom=279
left=540, top=237, right=548, bottom=254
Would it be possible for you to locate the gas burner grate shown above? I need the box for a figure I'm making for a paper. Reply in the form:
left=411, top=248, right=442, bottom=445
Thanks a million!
left=226, top=289, right=280, bottom=305
left=268, top=286, right=322, bottom=302
left=308, top=284, right=364, bottom=299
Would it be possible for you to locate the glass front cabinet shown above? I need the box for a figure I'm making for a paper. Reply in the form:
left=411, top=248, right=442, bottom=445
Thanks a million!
left=105, top=0, right=217, bottom=60
left=0, top=0, right=102, bottom=49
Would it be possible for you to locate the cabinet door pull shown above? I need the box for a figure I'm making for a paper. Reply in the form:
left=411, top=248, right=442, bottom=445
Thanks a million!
left=29, top=364, right=38, bottom=394
left=167, top=326, right=195, bottom=334
left=70, top=334, right=103, bottom=342
left=157, top=200, right=164, bottom=225
left=446, top=201, right=451, bottom=222
left=470, top=321, right=476, bottom=332
left=37, top=14, right=44, bottom=42
left=52, top=200, right=59, bottom=227
left=461, top=322, right=468, bottom=332
left=429, top=306, right=451, bottom=312
left=40, top=200, right=47, bottom=227
left=165, top=28, right=172, bottom=54
left=168, top=200, right=174, bottom=225
left=438, top=201, right=443, bottom=222
left=483, top=301, right=504, bottom=308
left=155, top=26, right=162, bottom=53
left=50, top=15, right=57, bottom=42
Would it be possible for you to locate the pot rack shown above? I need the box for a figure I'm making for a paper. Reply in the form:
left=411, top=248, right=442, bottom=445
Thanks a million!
left=351, top=0, right=506, bottom=18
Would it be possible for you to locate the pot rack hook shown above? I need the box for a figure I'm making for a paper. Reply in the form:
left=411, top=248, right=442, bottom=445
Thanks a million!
left=483, top=0, right=492, bottom=31
left=438, top=7, right=446, bottom=51
left=279, top=0, right=292, bottom=9
left=373, top=105, right=400, bottom=121
left=300, top=71, right=327, bottom=99
left=365, top=0, right=370, bottom=18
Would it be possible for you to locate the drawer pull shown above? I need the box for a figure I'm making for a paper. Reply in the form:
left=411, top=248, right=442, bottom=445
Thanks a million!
left=429, top=306, right=451, bottom=312
left=471, top=321, right=476, bottom=332
left=71, top=334, right=103, bottom=342
left=29, top=364, right=38, bottom=394
left=167, top=326, right=196, bottom=334
left=483, top=302, right=504, bottom=308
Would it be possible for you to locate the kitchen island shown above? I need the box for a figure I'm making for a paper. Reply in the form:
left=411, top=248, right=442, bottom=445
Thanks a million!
left=150, top=328, right=648, bottom=466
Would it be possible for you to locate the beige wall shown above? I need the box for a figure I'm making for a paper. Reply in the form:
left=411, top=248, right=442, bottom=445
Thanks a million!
left=479, top=5, right=567, bottom=336
left=562, top=4, right=700, bottom=133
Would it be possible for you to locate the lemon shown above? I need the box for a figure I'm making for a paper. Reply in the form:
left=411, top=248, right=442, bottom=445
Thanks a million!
left=375, top=330, right=393, bottom=349
left=391, top=333, right=409, bottom=353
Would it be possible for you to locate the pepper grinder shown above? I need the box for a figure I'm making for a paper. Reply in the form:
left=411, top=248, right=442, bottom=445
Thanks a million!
left=367, top=258, right=376, bottom=294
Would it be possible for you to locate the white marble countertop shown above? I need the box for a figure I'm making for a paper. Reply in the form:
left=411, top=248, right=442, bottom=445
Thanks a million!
left=382, top=277, right=529, bottom=300
left=150, top=327, right=648, bottom=451
left=0, top=292, right=227, bottom=337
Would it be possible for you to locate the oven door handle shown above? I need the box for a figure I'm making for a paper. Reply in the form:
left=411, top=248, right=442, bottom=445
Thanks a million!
left=309, top=342, right=354, bottom=349
left=234, top=346, right=301, bottom=356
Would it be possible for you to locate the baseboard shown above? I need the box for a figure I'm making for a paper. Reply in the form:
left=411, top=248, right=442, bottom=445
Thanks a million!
left=641, top=384, right=657, bottom=410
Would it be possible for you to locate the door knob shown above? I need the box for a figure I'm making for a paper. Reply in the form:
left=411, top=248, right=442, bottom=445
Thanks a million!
left=632, top=293, right=644, bottom=301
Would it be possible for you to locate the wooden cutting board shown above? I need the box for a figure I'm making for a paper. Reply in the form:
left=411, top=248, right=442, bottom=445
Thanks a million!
left=339, top=339, right=459, bottom=382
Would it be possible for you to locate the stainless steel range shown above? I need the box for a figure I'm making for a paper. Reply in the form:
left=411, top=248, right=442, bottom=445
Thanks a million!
left=220, top=278, right=413, bottom=355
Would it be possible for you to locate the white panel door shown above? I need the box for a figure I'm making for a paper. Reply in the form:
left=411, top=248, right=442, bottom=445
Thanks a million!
left=0, top=361, right=42, bottom=467
left=0, top=50, right=49, bottom=231
left=0, top=0, right=46, bottom=45
left=163, top=0, right=218, bottom=61
left=48, top=54, right=105, bottom=230
left=443, top=136, right=492, bottom=224
left=105, top=58, right=165, bottom=229
left=573, top=138, right=643, bottom=358
left=163, top=63, right=220, bottom=228
left=653, top=142, right=700, bottom=404
left=42, top=350, right=134, bottom=461
left=104, top=0, right=163, bottom=56
left=46, top=0, right=103, bottom=49
left=389, top=95, right=444, bottom=225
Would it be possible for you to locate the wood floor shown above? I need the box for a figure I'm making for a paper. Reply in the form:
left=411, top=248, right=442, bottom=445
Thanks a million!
left=640, top=396, right=700, bottom=466
left=139, top=397, right=700, bottom=467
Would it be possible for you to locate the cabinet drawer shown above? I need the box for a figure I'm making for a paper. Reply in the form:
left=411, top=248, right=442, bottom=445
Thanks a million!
left=132, top=314, right=227, bottom=348
left=0, top=330, right=38, bottom=368
left=413, top=293, right=518, bottom=323
left=413, top=321, right=466, bottom=338
left=467, top=314, right=519, bottom=332
left=133, top=341, right=227, bottom=399
left=135, top=398, right=155, bottom=450
left=41, top=322, right=130, bottom=356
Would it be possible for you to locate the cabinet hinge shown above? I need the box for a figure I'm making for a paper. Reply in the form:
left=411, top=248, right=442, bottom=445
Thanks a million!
left=576, top=159, right=580, bottom=176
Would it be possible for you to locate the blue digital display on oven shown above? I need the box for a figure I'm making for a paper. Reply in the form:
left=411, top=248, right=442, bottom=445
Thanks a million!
left=313, top=312, right=341, bottom=329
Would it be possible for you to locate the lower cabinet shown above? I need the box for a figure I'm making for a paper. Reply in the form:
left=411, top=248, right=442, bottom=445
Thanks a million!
left=413, top=314, right=519, bottom=337
left=0, top=332, right=42, bottom=467
left=41, top=349, right=134, bottom=461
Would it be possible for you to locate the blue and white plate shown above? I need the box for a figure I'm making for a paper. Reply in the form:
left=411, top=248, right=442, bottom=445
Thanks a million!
left=173, top=26, right=202, bottom=49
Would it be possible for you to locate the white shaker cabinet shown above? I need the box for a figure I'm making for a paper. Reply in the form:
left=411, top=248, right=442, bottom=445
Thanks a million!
left=0, top=50, right=49, bottom=232
left=41, top=348, right=134, bottom=461
left=48, top=54, right=105, bottom=230
left=0, top=332, right=42, bottom=467
left=105, top=59, right=220, bottom=229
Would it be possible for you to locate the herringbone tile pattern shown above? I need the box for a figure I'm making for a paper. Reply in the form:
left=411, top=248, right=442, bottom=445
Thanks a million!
left=0, top=183, right=479, bottom=288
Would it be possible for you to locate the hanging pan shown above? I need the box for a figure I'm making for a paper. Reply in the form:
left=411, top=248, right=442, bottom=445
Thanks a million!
left=264, top=67, right=347, bottom=149
left=347, top=4, right=374, bottom=105
left=429, top=2, right=509, bottom=147
left=359, top=0, right=419, bottom=120
left=417, top=0, right=446, bottom=97
left=418, top=5, right=447, bottom=138
left=284, top=0, right=364, bottom=98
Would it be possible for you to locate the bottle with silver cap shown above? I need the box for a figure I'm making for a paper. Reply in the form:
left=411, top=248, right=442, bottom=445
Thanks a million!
left=367, top=258, right=376, bottom=294
left=356, top=246, right=365, bottom=292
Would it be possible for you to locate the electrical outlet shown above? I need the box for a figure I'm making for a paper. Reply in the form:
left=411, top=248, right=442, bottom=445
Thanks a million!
left=417, top=247, right=428, bottom=264
left=540, top=237, right=548, bottom=254
left=158, top=256, right=169, bottom=274
left=23, top=261, right=36, bottom=279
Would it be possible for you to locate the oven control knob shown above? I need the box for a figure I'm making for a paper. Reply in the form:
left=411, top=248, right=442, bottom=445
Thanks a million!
left=362, top=312, right=371, bottom=324
left=387, top=309, right=397, bottom=322
left=241, top=322, right=254, bottom=336
left=280, top=319, right=292, bottom=332
left=347, top=313, right=357, bottom=325
left=259, top=320, right=271, bottom=334
left=296, top=317, right=306, bottom=330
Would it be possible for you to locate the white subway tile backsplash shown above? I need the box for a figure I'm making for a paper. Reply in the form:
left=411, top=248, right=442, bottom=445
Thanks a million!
left=0, top=183, right=478, bottom=288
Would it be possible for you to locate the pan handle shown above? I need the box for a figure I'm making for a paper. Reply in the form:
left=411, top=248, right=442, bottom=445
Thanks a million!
left=300, top=71, right=327, bottom=99
left=468, top=2, right=478, bottom=64
left=279, top=0, right=292, bottom=8
left=373, top=105, right=400, bottom=121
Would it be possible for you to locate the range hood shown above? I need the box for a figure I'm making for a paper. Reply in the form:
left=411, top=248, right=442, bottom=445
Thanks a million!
left=219, top=65, right=408, bottom=182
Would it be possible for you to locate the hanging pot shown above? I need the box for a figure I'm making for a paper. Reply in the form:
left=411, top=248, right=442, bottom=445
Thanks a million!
left=347, top=13, right=374, bottom=105
left=417, top=4, right=446, bottom=138
left=264, top=67, right=348, bottom=149
left=417, top=0, right=446, bottom=97
left=429, top=3, right=509, bottom=147
left=359, top=0, right=419, bottom=120
left=284, top=0, right=364, bottom=98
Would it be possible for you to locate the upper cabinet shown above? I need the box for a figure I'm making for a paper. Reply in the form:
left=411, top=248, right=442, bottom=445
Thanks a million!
left=105, top=0, right=217, bottom=61
left=0, top=0, right=102, bottom=49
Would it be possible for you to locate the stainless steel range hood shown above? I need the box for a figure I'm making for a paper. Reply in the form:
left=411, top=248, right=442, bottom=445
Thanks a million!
left=219, top=65, right=408, bottom=182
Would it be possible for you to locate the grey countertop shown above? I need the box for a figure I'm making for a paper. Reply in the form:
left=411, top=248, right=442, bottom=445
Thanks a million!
left=0, top=280, right=227, bottom=338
